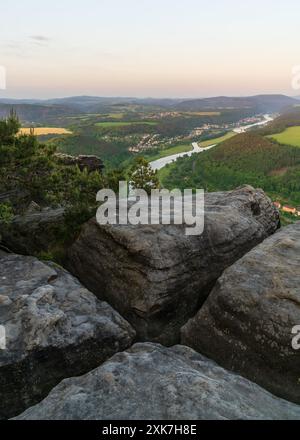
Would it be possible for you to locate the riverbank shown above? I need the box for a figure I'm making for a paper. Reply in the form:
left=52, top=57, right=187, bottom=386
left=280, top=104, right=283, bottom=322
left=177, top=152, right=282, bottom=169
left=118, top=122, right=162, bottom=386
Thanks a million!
left=150, top=142, right=216, bottom=171
left=151, top=114, right=274, bottom=171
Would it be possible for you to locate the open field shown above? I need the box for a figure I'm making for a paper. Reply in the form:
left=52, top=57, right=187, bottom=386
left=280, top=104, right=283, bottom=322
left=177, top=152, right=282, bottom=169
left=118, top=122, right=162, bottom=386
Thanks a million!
left=182, top=111, right=221, bottom=116
left=147, top=144, right=192, bottom=162
left=267, top=126, right=300, bottom=147
left=199, top=131, right=236, bottom=147
left=20, top=127, right=72, bottom=136
left=95, top=121, right=157, bottom=128
left=107, top=113, right=125, bottom=119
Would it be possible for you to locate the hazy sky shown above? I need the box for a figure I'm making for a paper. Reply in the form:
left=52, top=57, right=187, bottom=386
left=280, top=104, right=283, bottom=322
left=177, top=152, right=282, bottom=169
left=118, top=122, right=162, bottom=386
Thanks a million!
left=0, top=0, right=299, bottom=98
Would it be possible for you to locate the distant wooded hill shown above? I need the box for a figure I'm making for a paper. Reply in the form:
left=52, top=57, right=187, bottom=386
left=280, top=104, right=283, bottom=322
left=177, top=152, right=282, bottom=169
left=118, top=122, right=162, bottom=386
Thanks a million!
left=174, top=95, right=298, bottom=113
left=0, top=94, right=298, bottom=123
left=0, top=103, right=81, bottom=124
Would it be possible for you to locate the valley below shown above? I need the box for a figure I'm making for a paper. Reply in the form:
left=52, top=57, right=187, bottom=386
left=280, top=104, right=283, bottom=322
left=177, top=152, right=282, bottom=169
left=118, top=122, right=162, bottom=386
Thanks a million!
left=1, top=94, right=300, bottom=421
left=7, top=94, right=300, bottom=220
left=150, top=114, right=274, bottom=171
left=3, top=0, right=300, bottom=424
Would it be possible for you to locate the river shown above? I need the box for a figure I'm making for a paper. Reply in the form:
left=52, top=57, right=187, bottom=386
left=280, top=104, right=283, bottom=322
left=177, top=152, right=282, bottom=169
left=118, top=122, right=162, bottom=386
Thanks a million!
left=150, top=114, right=274, bottom=171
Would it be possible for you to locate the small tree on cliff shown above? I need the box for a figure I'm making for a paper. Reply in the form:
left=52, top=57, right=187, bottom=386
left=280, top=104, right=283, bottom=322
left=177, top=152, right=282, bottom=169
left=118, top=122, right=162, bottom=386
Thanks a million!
left=129, top=157, right=160, bottom=194
left=0, top=109, right=20, bottom=146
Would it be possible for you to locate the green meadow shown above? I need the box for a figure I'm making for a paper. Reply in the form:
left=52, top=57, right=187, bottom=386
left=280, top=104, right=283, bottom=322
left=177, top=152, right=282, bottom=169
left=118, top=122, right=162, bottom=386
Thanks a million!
left=267, top=126, right=300, bottom=148
left=147, top=143, right=192, bottom=161
left=95, top=121, right=157, bottom=128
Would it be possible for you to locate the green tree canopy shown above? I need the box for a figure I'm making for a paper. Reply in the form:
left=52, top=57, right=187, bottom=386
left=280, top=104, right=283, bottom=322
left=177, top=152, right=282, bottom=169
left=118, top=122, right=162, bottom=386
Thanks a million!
left=129, top=157, right=160, bottom=194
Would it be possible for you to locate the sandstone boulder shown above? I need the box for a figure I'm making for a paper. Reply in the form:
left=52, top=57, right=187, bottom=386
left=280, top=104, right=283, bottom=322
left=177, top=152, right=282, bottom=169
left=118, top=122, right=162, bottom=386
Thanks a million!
left=14, top=343, right=300, bottom=420
left=55, top=153, right=104, bottom=173
left=0, top=254, right=135, bottom=419
left=0, top=208, right=65, bottom=255
left=0, top=189, right=30, bottom=211
left=67, top=186, right=279, bottom=344
left=181, top=222, right=300, bottom=404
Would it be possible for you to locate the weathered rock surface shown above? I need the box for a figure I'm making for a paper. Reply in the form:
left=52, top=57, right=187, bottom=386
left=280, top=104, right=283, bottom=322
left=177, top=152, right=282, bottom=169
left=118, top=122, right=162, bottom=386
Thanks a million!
left=55, top=153, right=104, bottom=173
left=0, top=254, right=135, bottom=419
left=14, top=343, right=300, bottom=420
left=181, top=222, right=300, bottom=404
left=0, top=208, right=65, bottom=255
left=67, top=186, right=279, bottom=345
left=0, top=189, right=31, bottom=211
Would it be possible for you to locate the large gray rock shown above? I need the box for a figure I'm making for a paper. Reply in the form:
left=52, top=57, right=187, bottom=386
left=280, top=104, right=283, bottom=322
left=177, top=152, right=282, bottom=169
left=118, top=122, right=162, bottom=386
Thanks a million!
left=0, top=189, right=30, bottom=210
left=181, top=222, right=300, bottom=404
left=0, top=208, right=66, bottom=255
left=14, top=343, right=300, bottom=420
left=55, top=153, right=104, bottom=173
left=67, top=186, right=279, bottom=345
left=0, top=254, right=135, bottom=419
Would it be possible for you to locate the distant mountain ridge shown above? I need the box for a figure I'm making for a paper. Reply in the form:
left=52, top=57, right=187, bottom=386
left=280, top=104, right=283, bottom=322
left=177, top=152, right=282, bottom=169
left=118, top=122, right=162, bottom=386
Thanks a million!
left=0, top=94, right=298, bottom=123
left=0, top=103, right=81, bottom=124
left=175, top=94, right=299, bottom=112
left=0, top=93, right=297, bottom=109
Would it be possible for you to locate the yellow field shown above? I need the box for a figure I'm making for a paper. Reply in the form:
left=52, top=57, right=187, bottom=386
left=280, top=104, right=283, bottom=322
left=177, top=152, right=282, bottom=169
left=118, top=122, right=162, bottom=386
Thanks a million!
left=20, top=127, right=72, bottom=136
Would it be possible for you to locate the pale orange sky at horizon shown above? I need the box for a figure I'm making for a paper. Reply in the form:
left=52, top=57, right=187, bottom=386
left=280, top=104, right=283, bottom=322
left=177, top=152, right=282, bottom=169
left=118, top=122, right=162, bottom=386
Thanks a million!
left=1, top=0, right=299, bottom=99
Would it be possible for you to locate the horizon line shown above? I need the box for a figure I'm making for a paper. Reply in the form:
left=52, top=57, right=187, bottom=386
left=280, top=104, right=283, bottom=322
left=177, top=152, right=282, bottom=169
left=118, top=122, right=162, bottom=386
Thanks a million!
left=0, top=92, right=299, bottom=102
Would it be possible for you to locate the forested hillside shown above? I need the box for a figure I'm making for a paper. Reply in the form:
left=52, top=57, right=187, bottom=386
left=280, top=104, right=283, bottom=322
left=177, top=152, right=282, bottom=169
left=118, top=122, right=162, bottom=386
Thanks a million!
left=162, top=133, right=300, bottom=207
left=259, top=107, right=300, bottom=135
